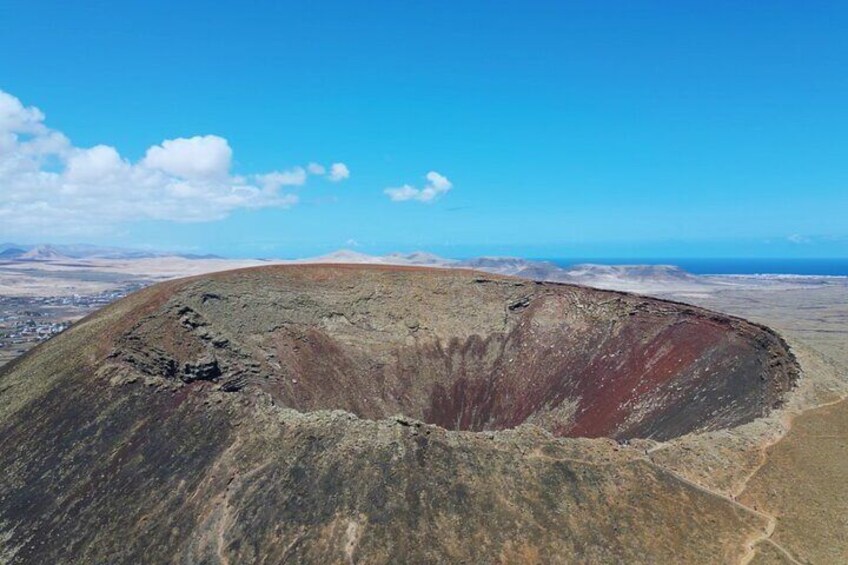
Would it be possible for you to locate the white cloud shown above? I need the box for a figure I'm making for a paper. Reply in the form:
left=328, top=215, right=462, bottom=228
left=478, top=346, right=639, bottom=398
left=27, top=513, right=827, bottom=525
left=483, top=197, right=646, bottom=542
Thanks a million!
left=259, top=161, right=352, bottom=190
left=307, top=162, right=326, bottom=175
left=0, top=90, right=47, bottom=134
left=257, top=167, right=307, bottom=191
left=142, top=135, right=232, bottom=179
left=66, top=145, right=128, bottom=183
left=328, top=162, right=350, bottom=182
left=384, top=185, right=419, bottom=202
left=385, top=170, right=452, bottom=203
left=0, top=89, right=347, bottom=236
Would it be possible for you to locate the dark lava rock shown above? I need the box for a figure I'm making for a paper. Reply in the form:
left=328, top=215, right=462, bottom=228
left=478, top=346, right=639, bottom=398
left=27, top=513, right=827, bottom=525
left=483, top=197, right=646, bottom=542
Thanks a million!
left=181, top=354, right=221, bottom=383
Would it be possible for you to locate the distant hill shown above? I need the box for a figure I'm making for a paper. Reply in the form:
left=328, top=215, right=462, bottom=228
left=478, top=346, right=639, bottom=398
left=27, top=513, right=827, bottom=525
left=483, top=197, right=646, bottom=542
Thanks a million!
left=458, top=256, right=546, bottom=273
left=0, top=242, right=711, bottom=291
left=383, top=251, right=457, bottom=266
left=564, top=263, right=696, bottom=280
left=18, top=245, right=69, bottom=261
left=0, top=242, right=219, bottom=260
left=291, top=251, right=713, bottom=291
left=300, top=250, right=456, bottom=267
left=301, top=249, right=382, bottom=264
left=0, top=247, right=25, bottom=259
left=559, top=263, right=702, bottom=286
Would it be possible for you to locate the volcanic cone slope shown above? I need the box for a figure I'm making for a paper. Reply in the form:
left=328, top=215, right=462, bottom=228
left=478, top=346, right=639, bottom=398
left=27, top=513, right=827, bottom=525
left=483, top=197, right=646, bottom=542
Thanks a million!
left=0, top=265, right=798, bottom=563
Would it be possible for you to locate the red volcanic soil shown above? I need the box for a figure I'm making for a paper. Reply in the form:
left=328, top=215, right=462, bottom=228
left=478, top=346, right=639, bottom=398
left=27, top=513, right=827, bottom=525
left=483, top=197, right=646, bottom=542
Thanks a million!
left=107, top=264, right=798, bottom=440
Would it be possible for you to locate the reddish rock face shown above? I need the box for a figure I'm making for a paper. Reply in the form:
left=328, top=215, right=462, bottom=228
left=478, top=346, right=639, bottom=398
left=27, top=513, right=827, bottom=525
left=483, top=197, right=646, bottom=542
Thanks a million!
left=112, top=265, right=797, bottom=440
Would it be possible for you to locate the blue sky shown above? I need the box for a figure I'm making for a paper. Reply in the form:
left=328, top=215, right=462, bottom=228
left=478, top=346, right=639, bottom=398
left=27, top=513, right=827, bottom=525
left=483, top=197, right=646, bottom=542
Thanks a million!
left=1, top=1, right=846, bottom=258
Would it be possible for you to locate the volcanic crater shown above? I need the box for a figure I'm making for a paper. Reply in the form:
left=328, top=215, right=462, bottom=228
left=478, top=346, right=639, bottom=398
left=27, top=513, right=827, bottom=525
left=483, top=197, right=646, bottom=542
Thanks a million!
left=111, top=264, right=797, bottom=441
left=1, top=264, right=812, bottom=563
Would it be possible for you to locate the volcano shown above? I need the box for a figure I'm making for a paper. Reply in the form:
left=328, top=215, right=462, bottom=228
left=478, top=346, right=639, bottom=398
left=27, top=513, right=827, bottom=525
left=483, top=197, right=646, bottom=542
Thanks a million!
left=0, top=265, right=799, bottom=563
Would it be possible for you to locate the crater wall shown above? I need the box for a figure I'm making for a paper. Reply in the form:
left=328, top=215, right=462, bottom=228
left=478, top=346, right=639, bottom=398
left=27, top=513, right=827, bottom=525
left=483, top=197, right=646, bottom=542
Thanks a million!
left=111, top=265, right=798, bottom=440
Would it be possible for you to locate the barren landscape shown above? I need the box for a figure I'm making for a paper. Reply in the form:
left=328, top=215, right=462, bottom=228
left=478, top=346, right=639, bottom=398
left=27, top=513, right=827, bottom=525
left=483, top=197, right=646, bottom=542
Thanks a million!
left=4, top=2, right=846, bottom=562
left=1, top=257, right=846, bottom=563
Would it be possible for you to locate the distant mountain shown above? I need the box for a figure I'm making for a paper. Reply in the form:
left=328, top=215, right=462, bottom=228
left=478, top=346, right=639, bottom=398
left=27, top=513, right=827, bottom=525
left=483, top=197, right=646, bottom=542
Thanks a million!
left=0, top=241, right=710, bottom=291
left=18, top=245, right=69, bottom=261
left=0, top=242, right=220, bottom=260
left=457, top=257, right=565, bottom=278
left=458, top=256, right=542, bottom=274
left=383, top=251, right=457, bottom=267
left=292, top=252, right=708, bottom=291
left=0, top=247, right=25, bottom=259
left=561, top=263, right=700, bottom=284
left=301, top=249, right=383, bottom=264
left=0, top=242, right=27, bottom=254
left=299, top=250, right=456, bottom=267
left=51, top=244, right=160, bottom=259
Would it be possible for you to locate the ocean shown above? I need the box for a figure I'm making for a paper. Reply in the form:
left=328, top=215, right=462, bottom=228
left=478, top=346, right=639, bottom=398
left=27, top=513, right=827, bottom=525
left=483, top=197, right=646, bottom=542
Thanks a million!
left=541, top=258, right=848, bottom=276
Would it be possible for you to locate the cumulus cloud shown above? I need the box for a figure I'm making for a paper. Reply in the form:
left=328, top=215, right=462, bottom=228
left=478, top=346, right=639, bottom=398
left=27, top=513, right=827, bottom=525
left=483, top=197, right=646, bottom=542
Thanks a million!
left=0, top=90, right=349, bottom=236
left=65, top=145, right=128, bottom=183
left=257, top=167, right=308, bottom=191
left=328, top=162, right=350, bottom=182
left=142, top=135, right=232, bottom=179
left=0, top=90, right=47, bottom=133
left=385, top=171, right=452, bottom=203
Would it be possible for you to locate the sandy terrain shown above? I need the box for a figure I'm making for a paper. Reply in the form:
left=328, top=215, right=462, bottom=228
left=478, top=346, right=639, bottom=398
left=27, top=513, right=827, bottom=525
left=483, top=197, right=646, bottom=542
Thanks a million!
left=644, top=281, right=848, bottom=563
left=0, top=257, right=281, bottom=297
